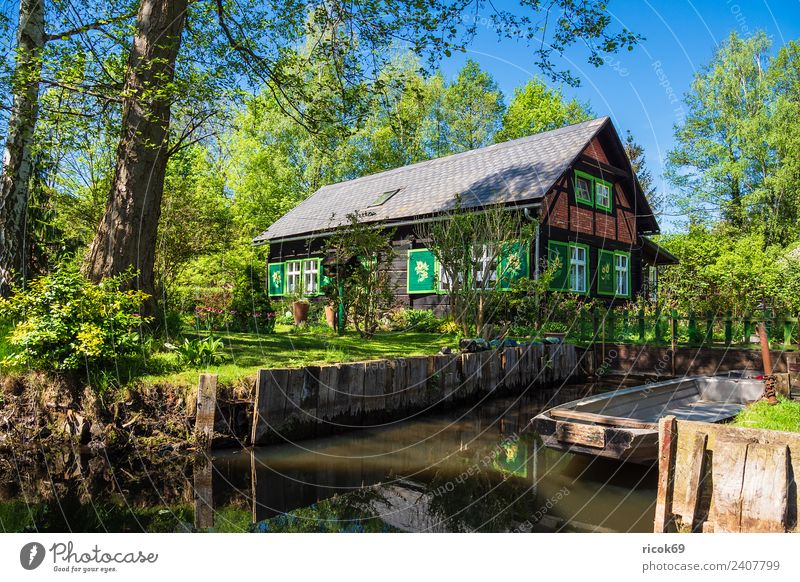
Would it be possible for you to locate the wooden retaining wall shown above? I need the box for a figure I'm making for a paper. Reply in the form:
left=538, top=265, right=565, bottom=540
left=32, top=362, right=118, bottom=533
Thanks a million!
left=250, top=343, right=582, bottom=445
left=654, top=416, right=800, bottom=533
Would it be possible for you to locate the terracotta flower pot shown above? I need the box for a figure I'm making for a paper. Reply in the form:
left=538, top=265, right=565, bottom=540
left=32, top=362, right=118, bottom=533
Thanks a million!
left=292, top=301, right=309, bottom=325
left=324, top=304, right=337, bottom=329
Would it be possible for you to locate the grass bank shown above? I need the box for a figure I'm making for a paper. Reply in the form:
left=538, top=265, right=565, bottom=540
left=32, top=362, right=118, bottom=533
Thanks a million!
left=141, top=324, right=459, bottom=390
left=732, top=396, right=800, bottom=433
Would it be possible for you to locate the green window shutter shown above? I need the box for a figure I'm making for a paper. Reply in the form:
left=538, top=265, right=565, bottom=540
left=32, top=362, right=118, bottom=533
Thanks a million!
left=597, top=250, right=615, bottom=296
left=267, top=263, right=284, bottom=296
left=499, top=242, right=529, bottom=289
left=407, top=249, right=437, bottom=293
left=547, top=241, right=569, bottom=291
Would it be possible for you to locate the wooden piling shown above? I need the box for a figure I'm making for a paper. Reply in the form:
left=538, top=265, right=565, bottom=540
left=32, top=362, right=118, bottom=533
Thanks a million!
left=654, top=415, right=677, bottom=532
left=195, top=373, right=218, bottom=450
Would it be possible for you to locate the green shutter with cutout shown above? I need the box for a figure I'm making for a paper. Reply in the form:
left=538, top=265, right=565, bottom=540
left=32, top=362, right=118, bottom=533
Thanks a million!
left=407, top=249, right=437, bottom=293
left=267, top=263, right=284, bottom=296
left=547, top=241, right=569, bottom=291
left=499, top=242, right=529, bottom=289
left=597, top=250, right=615, bottom=296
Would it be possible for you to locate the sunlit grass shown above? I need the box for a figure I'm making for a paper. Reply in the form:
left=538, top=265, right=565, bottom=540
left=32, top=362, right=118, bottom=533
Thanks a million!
left=732, top=396, right=800, bottom=433
left=139, top=324, right=458, bottom=389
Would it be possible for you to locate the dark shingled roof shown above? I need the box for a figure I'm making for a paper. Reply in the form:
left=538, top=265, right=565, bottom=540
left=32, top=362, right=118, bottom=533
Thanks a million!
left=254, top=116, right=610, bottom=243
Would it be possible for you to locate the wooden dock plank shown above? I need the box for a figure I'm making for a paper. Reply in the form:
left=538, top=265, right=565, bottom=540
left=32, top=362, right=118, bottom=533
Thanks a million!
left=740, top=443, right=788, bottom=532
left=681, top=432, right=708, bottom=532
left=711, top=439, right=749, bottom=532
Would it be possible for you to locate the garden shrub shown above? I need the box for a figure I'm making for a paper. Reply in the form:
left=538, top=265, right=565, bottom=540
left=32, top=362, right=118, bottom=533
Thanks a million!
left=0, top=266, right=150, bottom=372
left=402, top=309, right=443, bottom=332
left=229, top=266, right=276, bottom=333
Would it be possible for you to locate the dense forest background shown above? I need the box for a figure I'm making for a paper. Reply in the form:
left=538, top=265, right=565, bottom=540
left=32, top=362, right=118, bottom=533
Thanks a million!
left=1, top=1, right=799, bottom=323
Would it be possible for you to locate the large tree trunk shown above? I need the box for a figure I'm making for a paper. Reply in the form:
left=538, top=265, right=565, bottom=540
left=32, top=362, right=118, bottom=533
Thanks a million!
left=83, top=0, right=187, bottom=311
left=0, top=0, right=45, bottom=296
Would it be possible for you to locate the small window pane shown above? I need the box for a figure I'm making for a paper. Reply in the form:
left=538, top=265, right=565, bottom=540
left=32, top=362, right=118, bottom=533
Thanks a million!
left=615, top=254, right=629, bottom=296
left=286, top=261, right=302, bottom=293
left=303, top=260, right=319, bottom=294
left=576, top=177, right=591, bottom=202
left=596, top=183, right=611, bottom=209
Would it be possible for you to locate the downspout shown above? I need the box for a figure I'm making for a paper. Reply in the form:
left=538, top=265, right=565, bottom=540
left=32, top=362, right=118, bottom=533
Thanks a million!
left=524, top=207, right=540, bottom=279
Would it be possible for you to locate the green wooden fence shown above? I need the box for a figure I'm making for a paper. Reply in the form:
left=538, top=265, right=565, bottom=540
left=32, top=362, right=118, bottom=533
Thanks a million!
left=564, top=308, right=799, bottom=349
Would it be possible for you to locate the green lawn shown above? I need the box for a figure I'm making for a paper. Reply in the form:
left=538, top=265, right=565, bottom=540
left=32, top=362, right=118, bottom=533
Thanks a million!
left=142, top=324, right=458, bottom=388
left=732, top=397, right=800, bottom=433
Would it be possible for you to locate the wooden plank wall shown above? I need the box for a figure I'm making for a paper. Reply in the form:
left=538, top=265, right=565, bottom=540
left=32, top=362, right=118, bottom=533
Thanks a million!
left=654, top=417, right=800, bottom=533
left=250, top=343, right=581, bottom=445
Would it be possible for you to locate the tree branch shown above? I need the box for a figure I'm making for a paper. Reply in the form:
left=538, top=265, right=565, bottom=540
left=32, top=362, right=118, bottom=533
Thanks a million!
left=45, top=12, right=136, bottom=43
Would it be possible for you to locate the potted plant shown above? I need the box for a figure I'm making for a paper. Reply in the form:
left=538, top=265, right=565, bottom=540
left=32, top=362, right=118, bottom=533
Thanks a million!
left=541, top=321, right=568, bottom=342
left=289, top=293, right=310, bottom=325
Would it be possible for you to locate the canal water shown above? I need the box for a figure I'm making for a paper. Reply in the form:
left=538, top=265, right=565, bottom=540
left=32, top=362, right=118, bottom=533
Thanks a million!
left=0, top=379, right=657, bottom=533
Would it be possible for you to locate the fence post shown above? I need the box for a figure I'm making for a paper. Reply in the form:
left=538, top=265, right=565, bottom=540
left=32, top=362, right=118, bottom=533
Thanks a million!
left=654, top=415, right=678, bottom=533
left=781, top=317, right=792, bottom=349
left=705, top=311, right=714, bottom=346
left=638, top=308, right=645, bottom=343
left=724, top=312, right=732, bottom=346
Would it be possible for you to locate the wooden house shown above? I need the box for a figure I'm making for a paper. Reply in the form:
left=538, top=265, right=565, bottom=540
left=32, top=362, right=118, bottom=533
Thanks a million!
left=253, top=117, right=677, bottom=310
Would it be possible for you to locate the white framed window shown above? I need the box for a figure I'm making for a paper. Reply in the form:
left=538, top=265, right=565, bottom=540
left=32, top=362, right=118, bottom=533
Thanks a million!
left=303, top=259, right=319, bottom=294
left=286, top=260, right=302, bottom=294
left=595, top=182, right=611, bottom=210
left=615, top=253, right=629, bottom=296
left=439, top=262, right=465, bottom=292
left=473, top=244, right=498, bottom=287
left=570, top=245, right=587, bottom=293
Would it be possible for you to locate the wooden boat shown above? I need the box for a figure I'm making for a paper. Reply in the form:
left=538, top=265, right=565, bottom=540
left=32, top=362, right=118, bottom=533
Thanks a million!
left=531, top=373, right=765, bottom=464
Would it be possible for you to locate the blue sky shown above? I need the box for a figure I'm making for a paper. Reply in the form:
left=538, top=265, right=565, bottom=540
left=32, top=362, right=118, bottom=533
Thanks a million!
left=437, top=0, right=800, bottom=231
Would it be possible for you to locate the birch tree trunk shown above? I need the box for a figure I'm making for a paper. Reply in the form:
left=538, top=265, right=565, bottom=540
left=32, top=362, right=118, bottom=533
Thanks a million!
left=83, top=0, right=187, bottom=312
left=0, top=0, right=44, bottom=296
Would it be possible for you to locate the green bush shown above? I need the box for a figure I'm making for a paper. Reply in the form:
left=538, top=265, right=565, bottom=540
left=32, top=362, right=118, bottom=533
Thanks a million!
left=402, top=309, right=443, bottom=332
left=0, top=266, right=150, bottom=371
left=229, top=266, right=276, bottom=333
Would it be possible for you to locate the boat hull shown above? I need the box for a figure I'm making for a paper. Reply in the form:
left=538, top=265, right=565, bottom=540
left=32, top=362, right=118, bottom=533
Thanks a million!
left=532, top=413, right=658, bottom=465
left=530, top=373, right=764, bottom=464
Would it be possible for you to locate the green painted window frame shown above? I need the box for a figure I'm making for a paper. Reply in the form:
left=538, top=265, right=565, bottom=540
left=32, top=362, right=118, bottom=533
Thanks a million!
left=285, top=260, right=303, bottom=295
left=568, top=242, right=590, bottom=295
left=613, top=251, right=631, bottom=298
left=267, top=262, right=285, bottom=296
left=548, top=240, right=590, bottom=294
left=573, top=170, right=594, bottom=207
left=574, top=169, right=614, bottom=213
left=301, top=258, right=323, bottom=296
left=594, top=177, right=613, bottom=213
left=596, top=249, right=616, bottom=297
left=407, top=248, right=438, bottom=294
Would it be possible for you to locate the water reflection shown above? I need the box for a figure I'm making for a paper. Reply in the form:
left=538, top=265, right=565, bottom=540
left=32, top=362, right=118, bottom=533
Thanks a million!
left=1, top=380, right=658, bottom=533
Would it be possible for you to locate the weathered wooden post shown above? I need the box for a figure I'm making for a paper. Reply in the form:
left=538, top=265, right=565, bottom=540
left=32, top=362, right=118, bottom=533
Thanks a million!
left=758, top=322, right=778, bottom=405
left=195, top=373, right=218, bottom=450
left=654, top=415, right=677, bottom=533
